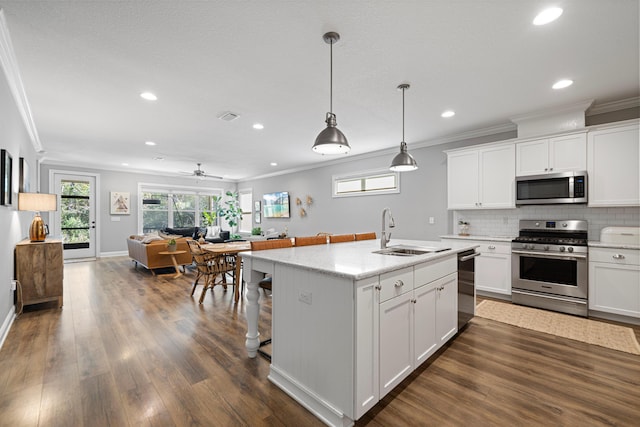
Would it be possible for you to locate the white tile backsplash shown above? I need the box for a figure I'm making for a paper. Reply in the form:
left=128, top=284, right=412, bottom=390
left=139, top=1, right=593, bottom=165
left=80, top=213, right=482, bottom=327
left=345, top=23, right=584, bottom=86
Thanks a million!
left=453, top=206, right=640, bottom=240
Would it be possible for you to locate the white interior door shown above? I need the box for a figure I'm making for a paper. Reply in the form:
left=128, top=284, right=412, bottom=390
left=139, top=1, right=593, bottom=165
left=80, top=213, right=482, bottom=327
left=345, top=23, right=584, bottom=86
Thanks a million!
left=50, top=171, right=98, bottom=259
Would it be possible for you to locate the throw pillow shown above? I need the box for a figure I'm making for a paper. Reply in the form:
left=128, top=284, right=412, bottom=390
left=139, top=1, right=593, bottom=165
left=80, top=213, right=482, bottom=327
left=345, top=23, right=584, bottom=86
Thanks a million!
left=141, top=235, right=164, bottom=243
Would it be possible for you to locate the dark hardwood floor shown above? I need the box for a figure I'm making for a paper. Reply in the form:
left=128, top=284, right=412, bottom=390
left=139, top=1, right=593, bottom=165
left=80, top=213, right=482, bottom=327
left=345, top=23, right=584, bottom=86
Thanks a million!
left=0, top=257, right=638, bottom=426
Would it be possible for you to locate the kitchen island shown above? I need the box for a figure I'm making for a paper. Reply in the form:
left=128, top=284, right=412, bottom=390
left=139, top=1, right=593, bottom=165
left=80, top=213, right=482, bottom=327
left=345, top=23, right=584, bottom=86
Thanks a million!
left=241, top=239, right=478, bottom=426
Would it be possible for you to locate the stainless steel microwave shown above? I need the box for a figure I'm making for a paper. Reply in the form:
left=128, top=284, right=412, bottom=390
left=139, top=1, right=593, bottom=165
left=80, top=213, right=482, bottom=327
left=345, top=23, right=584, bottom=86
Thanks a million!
left=516, top=171, right=587, bottom=205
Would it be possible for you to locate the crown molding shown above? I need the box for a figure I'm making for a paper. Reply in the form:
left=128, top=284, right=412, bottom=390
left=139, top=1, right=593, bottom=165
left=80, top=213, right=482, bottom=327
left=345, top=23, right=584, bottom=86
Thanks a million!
left=588, top=96, right=640, bottom=116
left=0, top=10, right=42, bottom=152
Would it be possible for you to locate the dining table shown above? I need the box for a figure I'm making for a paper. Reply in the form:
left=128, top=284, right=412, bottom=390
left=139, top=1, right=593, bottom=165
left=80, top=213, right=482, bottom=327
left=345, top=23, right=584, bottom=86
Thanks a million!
left=200, top=241, right=251, bottom=302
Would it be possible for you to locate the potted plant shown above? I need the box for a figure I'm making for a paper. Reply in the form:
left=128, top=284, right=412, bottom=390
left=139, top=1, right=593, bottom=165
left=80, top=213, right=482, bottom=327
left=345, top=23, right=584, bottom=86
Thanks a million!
left=458, top=220, right=470, bottom=236
left=251, top=227, right=262, bottom=236
left=167, top=238, right=177, bottom=252
left=218, top=191, right=243, bottom=234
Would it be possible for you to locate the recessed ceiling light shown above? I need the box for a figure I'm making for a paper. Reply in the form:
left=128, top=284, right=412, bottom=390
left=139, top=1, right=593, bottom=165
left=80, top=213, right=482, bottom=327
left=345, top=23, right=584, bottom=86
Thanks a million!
left=140, top=92, right=157, bottom=101
left=121, top=163, right=129, bottom=166
left=441, top=110, right=455, bottom=118
left=552, top=79, right=573, bottom=89
left=253, top=123, right=264, bottom=130
left=145, top=141, right=156, bottom=146
left=153, top=156, right=164, bottom=161
left=533, top=7, right=563, bottom=25
left=270, top=162, right=278, bottom=166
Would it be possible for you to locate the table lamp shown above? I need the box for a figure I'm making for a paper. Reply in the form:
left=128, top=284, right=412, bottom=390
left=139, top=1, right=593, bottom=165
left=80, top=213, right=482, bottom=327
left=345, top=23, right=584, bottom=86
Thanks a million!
left=18, top=193, right=58, bottom=242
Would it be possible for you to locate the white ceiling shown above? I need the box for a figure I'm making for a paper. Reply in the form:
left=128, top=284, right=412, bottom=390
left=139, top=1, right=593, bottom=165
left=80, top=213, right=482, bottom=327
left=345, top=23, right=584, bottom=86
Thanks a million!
left=1, top=1, right=638, bottom=181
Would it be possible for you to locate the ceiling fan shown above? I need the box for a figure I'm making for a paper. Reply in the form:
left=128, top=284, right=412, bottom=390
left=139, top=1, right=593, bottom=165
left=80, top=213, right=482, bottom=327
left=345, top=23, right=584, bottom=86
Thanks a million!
left=179, top=163, right=222, bottom=180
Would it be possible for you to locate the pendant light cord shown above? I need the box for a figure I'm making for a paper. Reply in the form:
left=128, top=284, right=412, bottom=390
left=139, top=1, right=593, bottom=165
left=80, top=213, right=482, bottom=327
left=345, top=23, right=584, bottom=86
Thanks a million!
left=329, top=39, right=333, bottom=114
left=401, top=86, right=405, bottom=142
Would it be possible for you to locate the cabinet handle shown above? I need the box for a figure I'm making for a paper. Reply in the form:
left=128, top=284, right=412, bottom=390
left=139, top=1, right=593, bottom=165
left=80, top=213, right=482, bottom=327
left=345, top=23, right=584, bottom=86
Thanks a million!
left=411, top=298, right=416, bottom=304
left=612, top=254, right=625, bottom=260
left=394, top=280, right=404, bottom=288
left=549, top=167, right=553, bottom=171
left=488, top=245, right=496, bottom=250
left=544, top=167, right=548, bottom=171
left=375, top=284, right=382, bottom=291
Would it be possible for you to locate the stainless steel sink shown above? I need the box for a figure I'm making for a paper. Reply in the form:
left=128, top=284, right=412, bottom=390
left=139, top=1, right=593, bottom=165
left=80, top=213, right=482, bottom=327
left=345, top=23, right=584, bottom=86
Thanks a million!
left=372, top=245, right=451, bottom=256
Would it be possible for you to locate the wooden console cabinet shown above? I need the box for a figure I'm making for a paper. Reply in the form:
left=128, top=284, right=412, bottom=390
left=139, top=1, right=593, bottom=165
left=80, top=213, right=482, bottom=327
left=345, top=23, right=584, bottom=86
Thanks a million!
left=15, top=239, right=63, bottom=308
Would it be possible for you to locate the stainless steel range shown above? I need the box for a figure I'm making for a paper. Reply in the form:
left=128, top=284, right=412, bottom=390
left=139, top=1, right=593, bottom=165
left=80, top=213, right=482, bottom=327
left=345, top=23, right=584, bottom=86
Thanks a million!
left=512, top=219, right=588, bottom=317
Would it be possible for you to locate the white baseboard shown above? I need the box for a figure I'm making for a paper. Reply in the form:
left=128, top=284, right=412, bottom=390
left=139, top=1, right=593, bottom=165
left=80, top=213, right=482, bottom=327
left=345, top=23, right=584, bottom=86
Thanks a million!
left=0, top=306, right=16, bottom=352
left=99, top=251, right=128, bottom=258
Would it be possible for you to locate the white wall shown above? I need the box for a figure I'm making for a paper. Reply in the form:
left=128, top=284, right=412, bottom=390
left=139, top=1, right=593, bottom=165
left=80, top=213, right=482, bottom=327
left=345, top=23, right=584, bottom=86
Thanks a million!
left=39, top=164, right=237, bottom=254
left=240, top=132, right=515, bottom=241
left=0, top=21, right=38, bottom=345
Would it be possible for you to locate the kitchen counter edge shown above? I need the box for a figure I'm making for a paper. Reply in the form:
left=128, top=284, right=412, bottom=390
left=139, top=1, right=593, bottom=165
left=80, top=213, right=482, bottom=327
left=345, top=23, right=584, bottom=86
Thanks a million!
left=241, top=240, right=479, bottom=281
left=440, top=234, right=514, bottom=242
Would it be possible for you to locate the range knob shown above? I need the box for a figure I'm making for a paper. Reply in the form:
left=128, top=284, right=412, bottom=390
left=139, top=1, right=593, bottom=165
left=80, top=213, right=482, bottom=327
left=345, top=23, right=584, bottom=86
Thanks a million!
left=559, top=246, right=566, bottom=252
left=544, top=245, right=550, bottom=251
left=562, top=223, right=568, bottom=228
left=567, top=247, right=574, bottom=253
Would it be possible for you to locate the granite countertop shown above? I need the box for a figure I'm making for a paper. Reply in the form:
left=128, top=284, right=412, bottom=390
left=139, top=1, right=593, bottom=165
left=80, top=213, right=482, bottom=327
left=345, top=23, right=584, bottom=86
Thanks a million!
left=588, top=241, right=640, bottom=250
left=440, top=234, right=515, bottom=243
left=241, top=239, right=479, bottom=280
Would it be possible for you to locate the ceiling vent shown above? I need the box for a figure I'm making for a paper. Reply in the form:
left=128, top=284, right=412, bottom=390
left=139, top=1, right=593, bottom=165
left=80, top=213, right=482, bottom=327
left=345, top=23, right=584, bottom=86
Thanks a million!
left=218, top=111, right=241, bottom=122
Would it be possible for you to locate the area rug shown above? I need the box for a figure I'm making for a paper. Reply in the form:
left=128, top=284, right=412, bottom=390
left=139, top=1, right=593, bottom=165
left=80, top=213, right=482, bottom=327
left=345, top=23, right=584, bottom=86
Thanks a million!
left=476, top=300, right=640, bottom=355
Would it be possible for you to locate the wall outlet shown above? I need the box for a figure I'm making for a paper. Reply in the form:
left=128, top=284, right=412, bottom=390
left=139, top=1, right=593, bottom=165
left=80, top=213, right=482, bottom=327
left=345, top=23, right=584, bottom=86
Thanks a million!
left=429, top=217, right=435, bottom=224
left=298, top=290, right=312, bottom=305
left=10, top=280, right=17, bottom=291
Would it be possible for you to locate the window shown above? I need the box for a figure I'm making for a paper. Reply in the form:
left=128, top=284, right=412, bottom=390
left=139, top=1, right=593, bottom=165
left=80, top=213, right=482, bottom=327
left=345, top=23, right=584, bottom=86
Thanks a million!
left=333, top=169, right=400, bottom=197
left=139, top=184, right=222, bottom=233
left=60, top=179, right=91, bottom=248
left=238, top=189, right=253, bottom=233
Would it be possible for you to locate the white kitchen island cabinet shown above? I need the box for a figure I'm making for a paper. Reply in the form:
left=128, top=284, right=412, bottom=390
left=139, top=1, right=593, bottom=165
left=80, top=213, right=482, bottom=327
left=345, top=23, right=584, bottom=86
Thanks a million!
left=241, top=239, right=476, bottom=427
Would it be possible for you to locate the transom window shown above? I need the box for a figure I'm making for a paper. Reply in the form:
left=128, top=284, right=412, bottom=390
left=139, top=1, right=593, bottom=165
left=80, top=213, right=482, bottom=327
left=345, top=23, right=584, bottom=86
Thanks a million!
left=333, top=169, right=400, bottom=197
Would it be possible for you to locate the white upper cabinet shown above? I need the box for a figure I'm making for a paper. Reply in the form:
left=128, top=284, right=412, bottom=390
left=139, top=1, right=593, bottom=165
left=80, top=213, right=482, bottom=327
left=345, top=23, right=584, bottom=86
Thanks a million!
left=447, top=143, right=515, bottom=209
left=587, top=121, right=640, bottom=207
left=515, top=133, right=587, bottom=176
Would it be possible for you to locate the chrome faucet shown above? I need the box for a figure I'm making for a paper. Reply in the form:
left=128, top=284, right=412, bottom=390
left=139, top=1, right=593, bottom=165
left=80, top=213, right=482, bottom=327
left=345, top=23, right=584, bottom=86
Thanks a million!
left=381, top=207, right=395, bottom=249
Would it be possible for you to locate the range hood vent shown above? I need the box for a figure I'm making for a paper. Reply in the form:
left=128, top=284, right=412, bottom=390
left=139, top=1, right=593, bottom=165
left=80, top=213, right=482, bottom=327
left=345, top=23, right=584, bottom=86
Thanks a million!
left=510, top=99, right=594, bottom=138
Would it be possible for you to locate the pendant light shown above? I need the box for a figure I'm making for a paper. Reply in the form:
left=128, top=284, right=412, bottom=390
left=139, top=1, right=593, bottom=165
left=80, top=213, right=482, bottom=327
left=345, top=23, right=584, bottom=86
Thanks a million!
left=389, top=83, right=418, bottom=171
left=312, top=32, right=350, bottom=155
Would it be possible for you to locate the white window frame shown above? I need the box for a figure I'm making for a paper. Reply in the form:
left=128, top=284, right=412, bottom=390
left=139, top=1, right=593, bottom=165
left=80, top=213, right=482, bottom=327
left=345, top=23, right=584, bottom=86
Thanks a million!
left=238, top=188, right=253, bottom=234
left=137, top=182, right=223, bottom=234
left=332, top=168, right=400, bottom=198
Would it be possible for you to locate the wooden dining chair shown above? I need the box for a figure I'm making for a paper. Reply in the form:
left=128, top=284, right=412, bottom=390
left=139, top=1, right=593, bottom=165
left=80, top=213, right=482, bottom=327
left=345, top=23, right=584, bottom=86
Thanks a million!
left=355, top=232, right=377, bottom=241
left=249, top=238, right=293, bottom=360
left=294, top=235, right=328, bottom=246
left=187, top=239, right=236, bottom=304
left=329, top=234, right=356, bottom=243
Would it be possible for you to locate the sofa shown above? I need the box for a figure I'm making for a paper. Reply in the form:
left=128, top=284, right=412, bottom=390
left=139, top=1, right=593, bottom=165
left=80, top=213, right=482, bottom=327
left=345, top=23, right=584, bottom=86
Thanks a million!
left=127, top=235, right=193, bottom=273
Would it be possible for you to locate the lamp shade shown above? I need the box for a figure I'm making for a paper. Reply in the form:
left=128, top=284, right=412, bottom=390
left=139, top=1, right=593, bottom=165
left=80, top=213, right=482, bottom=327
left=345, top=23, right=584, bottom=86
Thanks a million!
left=312, top=114, right=350, bottom=154
left=389, top=142, right=418, bottom=172
left=18, top=193, right=57, bottom=212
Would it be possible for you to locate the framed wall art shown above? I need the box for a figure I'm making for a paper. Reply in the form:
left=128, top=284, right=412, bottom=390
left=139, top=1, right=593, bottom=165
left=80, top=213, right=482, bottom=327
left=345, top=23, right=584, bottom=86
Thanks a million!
left=110, top=191, right=130, bottom=214
left=18, top=157, right=30, bottom=192
left=1, top=149, right=12, bottom=206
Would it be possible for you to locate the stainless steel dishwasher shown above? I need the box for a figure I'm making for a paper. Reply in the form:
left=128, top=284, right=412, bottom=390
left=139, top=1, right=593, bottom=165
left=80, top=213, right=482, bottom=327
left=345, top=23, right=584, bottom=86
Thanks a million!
left=458, top=249, right=479, bottom=329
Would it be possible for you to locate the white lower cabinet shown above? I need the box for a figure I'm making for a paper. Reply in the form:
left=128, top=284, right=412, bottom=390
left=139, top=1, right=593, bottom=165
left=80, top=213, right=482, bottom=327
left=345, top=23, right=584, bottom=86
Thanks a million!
left=589, top=247, right=640, bottom=318
left=442, top=238, right=511, bottom=295
left=377, top=258, right=457, bottom=399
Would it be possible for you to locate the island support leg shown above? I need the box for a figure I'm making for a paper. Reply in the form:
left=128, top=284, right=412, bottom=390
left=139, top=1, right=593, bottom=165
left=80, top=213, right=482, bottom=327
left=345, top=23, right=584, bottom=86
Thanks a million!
left=245, top=277, right=261, bottom=358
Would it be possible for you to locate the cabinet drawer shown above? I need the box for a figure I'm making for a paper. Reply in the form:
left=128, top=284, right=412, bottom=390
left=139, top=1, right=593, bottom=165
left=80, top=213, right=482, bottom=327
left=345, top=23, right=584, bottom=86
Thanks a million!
left=379, top=267, right=413, bottom=302
left=589, top=247, right=639, bottom=265
left=414, top=256, right=456, bottom=287
left=477, top=241, right=511, bottom=255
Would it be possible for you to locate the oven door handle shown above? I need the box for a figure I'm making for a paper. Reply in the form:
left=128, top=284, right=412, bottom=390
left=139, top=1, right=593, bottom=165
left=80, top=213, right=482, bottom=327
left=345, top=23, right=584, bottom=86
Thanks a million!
left=511, top=249, right=587, bottom=260
left=460, top=252, right=481, bottom=262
